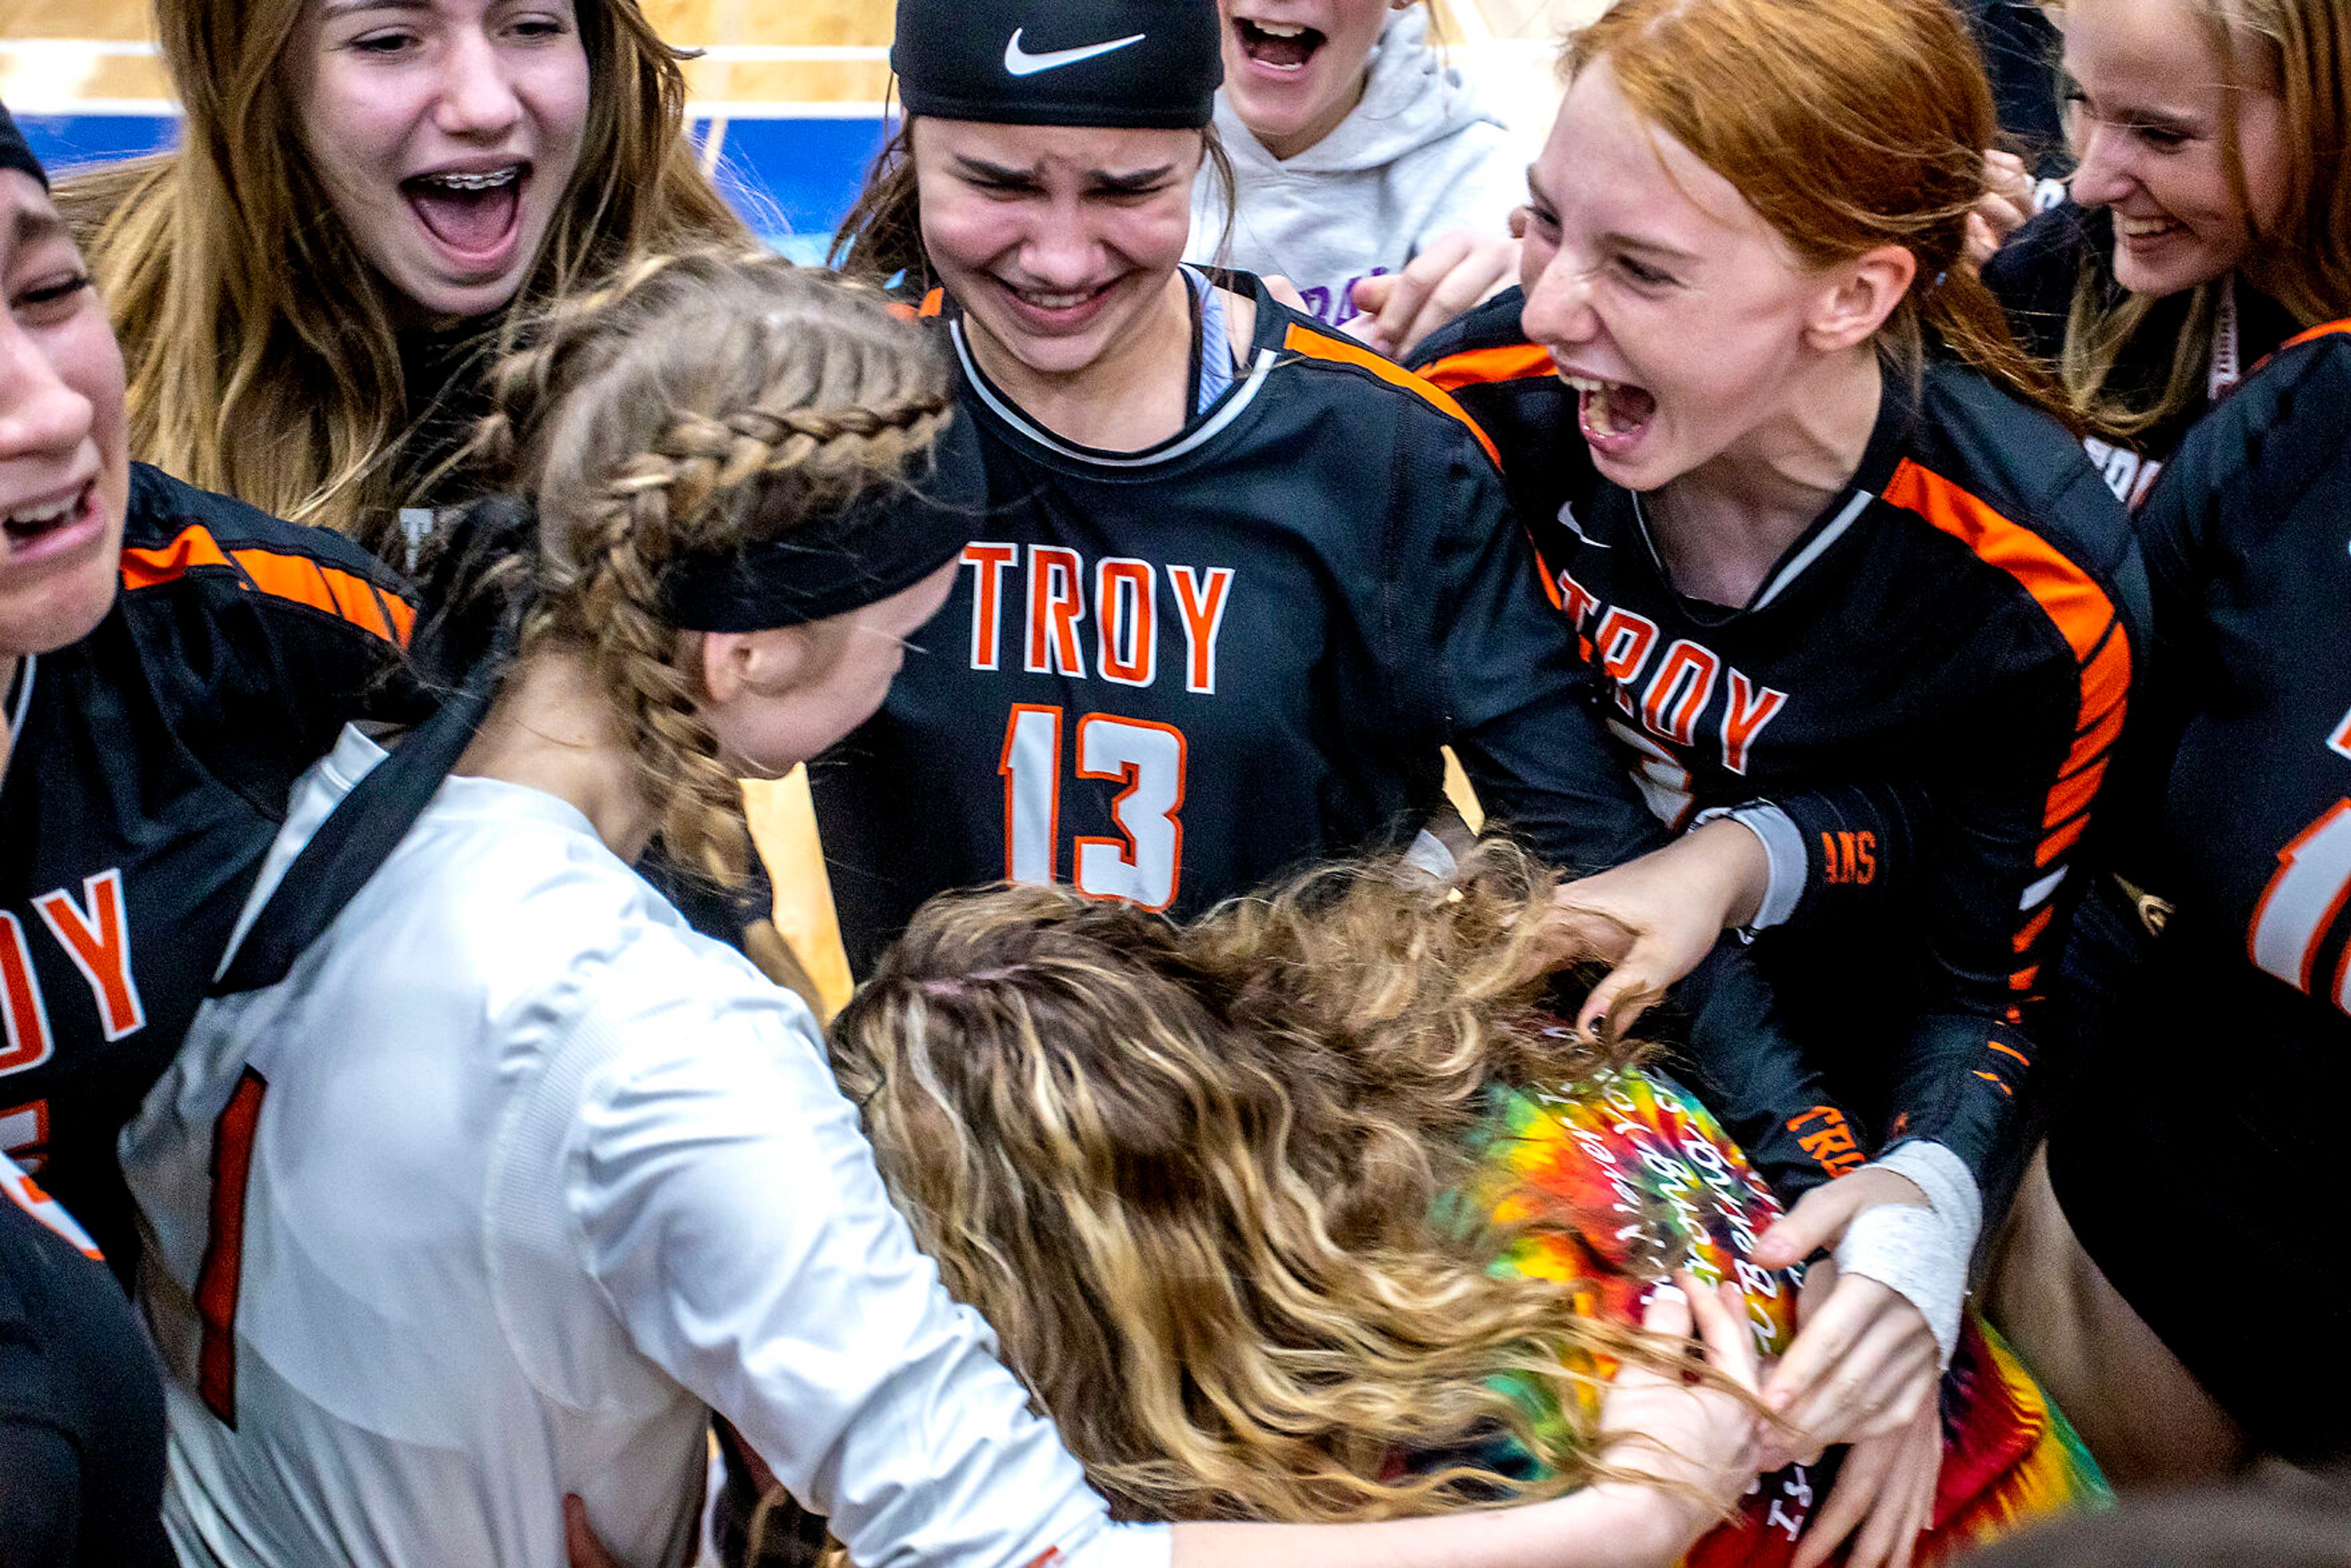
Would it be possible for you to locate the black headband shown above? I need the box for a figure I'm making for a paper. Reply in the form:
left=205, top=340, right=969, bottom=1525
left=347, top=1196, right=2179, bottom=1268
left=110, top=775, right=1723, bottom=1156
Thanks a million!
left=0, top=102, right=47, bottom=191
left=893, top=0, right=1221, bottom=130
left=217, top=418, right=990, bottom=997
left=658, top=408, right=988, bottom=632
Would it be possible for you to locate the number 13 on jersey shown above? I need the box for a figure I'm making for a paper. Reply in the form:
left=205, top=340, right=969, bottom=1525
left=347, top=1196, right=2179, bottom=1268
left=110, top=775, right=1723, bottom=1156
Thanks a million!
left=1000, top=705, right=1188, bottom=911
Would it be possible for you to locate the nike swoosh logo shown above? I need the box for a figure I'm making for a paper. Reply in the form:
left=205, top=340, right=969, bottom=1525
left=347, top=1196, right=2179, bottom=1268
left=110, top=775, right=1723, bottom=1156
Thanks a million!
left=1003, top=27, right=1147, bottom=76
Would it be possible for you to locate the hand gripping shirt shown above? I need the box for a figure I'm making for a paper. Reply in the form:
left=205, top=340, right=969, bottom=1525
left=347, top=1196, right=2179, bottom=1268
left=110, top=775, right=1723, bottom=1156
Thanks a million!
left=1414, top=291, right=2151, bottom=1195
left=0, top=464, right=411, bottom=1272
left=813, top=273, right=1679, bottom=973
left=120, top=726, right=1166, bottom=1568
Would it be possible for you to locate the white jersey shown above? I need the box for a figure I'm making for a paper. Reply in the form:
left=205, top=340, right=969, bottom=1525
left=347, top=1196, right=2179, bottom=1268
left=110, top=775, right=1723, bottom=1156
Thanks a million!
left=122, top=724, right=1170, bottom=1568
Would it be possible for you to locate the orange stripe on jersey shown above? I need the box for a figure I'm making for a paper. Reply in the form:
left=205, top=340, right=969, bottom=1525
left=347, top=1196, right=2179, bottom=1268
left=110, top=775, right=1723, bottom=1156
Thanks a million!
left=2282, top=318, right=2351, bottom=350
left=2044, top=754, right=2109, bottom=829
left=2012, top=905, right=2054, bottom=955
left=121, top=523, right=232, bottom=589
left=1987, top=1040, right=2031, bottom=1068
left=1281, top=323, right=1502, bottom=466
left=920, top=287, right=946, bottom=318
left=1880, top=457, right=2130, bottom=936
left=121, top=524, right=411, bottom=647
left=1882, top=461, right=2118, bottom=662
left=1418, top=342, right=1555, bottom=392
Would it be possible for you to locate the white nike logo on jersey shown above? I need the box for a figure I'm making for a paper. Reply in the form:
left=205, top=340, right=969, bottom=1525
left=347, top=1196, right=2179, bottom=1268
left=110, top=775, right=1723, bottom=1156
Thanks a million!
left=1557, top=501, right=1610, bottom=547
left=1003, top=27, right=1147, bottom=75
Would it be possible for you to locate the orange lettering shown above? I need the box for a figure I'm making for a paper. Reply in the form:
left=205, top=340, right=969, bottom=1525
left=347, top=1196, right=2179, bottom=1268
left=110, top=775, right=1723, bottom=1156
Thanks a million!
left=961, top=542, right=1018, bottom=670
left=1024, top=546, right=1087, bottom=678
left=1558, top=571, right=1601, bottom=629
left=1720, top=669, right=1789, bottom=776
left=1168, top=565, right=1234, bottom=695
left=1641, top=639, right=1721, bottom=748
left=33, top=870, right=146, bottom=1042
left=0, top=915, right=51, bottom=1076
left=1094, top=558, right=1157, bottom=688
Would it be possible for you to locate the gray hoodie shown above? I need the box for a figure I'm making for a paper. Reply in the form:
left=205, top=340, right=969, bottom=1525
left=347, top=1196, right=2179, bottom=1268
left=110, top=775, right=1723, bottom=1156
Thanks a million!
left=1186, top=8, right=1531, bottom=327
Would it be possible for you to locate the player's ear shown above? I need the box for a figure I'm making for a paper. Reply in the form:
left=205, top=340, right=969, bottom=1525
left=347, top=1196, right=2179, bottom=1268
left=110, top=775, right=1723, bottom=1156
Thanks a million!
left=1803, top=244, right=1916, bottom=354
left=694, top=625, right=821, bottom=705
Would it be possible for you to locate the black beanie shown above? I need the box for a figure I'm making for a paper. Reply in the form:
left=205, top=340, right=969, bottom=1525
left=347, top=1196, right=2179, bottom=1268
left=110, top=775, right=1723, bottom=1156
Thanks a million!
left=0, top=102, right=47, bottom=191
left=893, top=0, right=1222, bottom=130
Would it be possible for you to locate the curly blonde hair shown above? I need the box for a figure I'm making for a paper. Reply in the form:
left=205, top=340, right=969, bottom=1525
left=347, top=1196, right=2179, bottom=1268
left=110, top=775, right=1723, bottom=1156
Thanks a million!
left=456, top=250, right=953, bottom=885
left=829, top=843, right=1700, bottom=1525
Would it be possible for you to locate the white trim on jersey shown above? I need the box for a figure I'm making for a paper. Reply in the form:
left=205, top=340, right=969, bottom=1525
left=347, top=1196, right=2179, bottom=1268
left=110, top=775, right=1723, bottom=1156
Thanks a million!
left=0, top=653, right=34, bottom=794
left=950, top=318, right=1279, bottom=470
left=1751, top=490, right=1875, bottom=612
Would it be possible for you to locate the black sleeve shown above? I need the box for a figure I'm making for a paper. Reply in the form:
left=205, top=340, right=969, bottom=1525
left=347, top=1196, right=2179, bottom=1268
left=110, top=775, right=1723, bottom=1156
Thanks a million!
left=0, top=1422, right=83, bottom=1568
left=1403, top=433, right=1865, bottom=1199
left=1876, top=581, right=2134, bottom=1186
left=125, top=475, right=424, bottom=822
left=1665, top=945, right=1867, bottom=1199
left=1753, top=780, right=1930, bottom=932
left=0, top=1324, right=80, bottom=1568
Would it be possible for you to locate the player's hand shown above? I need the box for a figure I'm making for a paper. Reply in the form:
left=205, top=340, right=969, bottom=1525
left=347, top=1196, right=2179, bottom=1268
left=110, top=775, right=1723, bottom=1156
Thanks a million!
left=1790, top=1398, right=1941, bottom=1568
left=1527, top=819, right=1770, bottom=1033
left=1592, top=1270, right=1767, bottom=1540
left=564, top=1495, right=623, bottom=1568
left=1343, top=228, right=1521, bottom=360
left=1753, top=1173, right=1940, bottom=1460
left=1964, top=149, right=2034, bottom=272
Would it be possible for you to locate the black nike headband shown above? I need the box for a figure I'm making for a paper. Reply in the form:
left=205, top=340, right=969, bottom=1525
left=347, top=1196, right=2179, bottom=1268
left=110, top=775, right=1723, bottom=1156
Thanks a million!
left=216, top=413, right=990, bottom=997
left=658, top=408, right=989, bottom=632
left=0, top=102, right=47, bottom=191
left=893, top=0, right=1222, bottom=129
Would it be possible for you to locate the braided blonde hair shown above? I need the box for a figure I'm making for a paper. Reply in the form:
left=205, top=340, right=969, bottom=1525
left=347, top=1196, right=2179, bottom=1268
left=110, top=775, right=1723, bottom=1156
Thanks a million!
left=470, top=250, right=953, bottom=885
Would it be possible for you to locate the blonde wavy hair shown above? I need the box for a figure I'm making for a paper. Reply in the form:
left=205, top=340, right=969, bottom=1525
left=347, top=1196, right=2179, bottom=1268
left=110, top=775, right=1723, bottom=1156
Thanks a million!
left=2048, top=0, right=2351, bottom=439
left=447, top=250, right=951, bottom=884
left=829, top=843, right=1701, bottom=1525
left=56, top=0, right=746, bottom=549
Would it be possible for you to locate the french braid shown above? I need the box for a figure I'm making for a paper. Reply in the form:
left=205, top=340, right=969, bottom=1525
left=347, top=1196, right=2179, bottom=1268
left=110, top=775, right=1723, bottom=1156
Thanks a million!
left=471, top=250, right=954, bottom=884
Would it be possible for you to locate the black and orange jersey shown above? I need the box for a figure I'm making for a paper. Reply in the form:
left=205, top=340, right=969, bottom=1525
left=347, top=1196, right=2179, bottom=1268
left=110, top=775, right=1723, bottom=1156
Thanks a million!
left=815, top=272, right=1692, bottom=964
left=2120, top=320, right=2351, bottom=1039
left=1414, top=290, right=2150, bottom=1193
left=0, top=464, right=412, bottom=1271
left=1985, top=204, right=2301, bottom=508
left=2040, top=325, right=2351, bottom=1458
left=0, top=1163, right=168, bottom=1566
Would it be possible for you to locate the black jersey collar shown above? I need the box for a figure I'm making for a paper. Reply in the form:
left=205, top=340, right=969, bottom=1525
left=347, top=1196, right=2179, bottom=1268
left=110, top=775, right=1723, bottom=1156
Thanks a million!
left=943, top=268, right=1281, bottom=470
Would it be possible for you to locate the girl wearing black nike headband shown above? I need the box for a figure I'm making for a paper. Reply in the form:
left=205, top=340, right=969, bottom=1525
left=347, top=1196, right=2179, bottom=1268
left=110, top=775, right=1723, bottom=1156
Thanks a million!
left=818, top=0, right=1804, bottom=1123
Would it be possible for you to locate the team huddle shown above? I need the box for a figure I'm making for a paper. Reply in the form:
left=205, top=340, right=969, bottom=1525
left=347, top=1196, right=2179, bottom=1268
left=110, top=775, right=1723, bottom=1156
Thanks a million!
left=0, top=0, right=2344, bottom=1562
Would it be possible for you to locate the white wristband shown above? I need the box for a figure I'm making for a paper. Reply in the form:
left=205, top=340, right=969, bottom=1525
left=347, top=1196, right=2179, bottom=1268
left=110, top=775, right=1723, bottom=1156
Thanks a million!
left=1830, top=1141, right=1981, bottom=1367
